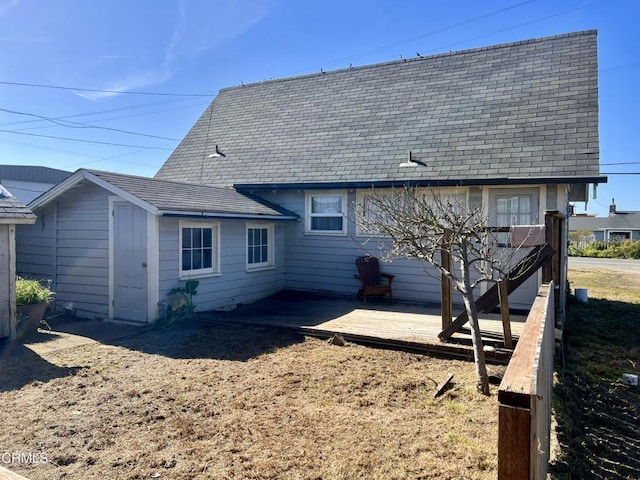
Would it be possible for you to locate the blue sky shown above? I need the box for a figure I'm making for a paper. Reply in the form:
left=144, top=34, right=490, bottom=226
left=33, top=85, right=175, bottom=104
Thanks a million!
left=0, top=0, right=637, bottom=216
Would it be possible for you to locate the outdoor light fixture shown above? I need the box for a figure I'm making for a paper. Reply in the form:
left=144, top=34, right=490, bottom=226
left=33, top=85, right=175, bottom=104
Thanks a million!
left=208, top=145, right=225, bottom=158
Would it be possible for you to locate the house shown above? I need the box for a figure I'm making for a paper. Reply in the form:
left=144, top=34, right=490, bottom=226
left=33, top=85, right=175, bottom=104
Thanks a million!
left=0, top=165, right=72, bottom=204
left=0, top=185, right=36, bottom=340
left=17, top=30, right=604, bottom=322
left=570, top=199, right=640, bottom=245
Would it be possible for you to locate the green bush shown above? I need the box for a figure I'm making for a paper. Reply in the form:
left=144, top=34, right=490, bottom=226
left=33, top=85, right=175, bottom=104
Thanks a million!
left=568, top=245, right=585, bottom=257
left=574, top=240, right=640, bottom=259
left=15, top=276, right=55, bottom=306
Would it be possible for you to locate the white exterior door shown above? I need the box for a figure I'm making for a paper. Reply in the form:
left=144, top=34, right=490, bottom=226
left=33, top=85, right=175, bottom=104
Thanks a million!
left=112, top=201, right=148, bottom=322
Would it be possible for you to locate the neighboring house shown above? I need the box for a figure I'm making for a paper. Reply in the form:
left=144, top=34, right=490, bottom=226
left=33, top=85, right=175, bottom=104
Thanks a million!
left=0, top=165, right=72, bottom=204
left=0, top=185, right=36, bottom=341
left=570, top=199, right=640, bottom=244
left=17, top=30, right=604, bottom=322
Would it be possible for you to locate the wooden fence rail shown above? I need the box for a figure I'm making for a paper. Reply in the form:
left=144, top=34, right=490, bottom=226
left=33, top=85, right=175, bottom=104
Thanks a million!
left=498, top=282, right=555, bottom=480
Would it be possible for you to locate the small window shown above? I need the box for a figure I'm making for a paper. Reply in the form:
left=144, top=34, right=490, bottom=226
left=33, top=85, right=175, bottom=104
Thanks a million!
left=496, top=195, right=533, bottom=227
left=306, top=191, right=347, bottom=235
left=495, top=194, right=536, bottom=246
left=179, top=221, right=219, bottom=277
left=247, top=223, right=274, bottom=270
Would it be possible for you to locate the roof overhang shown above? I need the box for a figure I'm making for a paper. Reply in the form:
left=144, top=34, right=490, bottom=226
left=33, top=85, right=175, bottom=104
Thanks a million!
left=28, top=169, right=299, bottom=220
left=0, top=217, right=36, bottom=225
left=29, top=169, right=159, bottom=214
left=235, top=176, right=608, bottom=191
left=159, top=210, right=298, bottom=221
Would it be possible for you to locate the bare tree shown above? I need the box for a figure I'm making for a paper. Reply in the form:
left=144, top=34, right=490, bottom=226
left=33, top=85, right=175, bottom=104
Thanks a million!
left=357, top=187, right=524, bottom=395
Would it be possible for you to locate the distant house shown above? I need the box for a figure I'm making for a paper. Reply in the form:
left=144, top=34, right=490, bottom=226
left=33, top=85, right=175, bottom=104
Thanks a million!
left=17, top=30, right=604, bottom=322
left=570, top=199, right=640, bottom=245
left=0, top=185, right=36, bottom=341
left=0, top=165, right=72, bottom=204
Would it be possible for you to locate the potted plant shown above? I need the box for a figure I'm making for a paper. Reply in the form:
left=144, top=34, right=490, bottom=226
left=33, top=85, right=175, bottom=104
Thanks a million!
left=16, top=276, right=55, bottom=333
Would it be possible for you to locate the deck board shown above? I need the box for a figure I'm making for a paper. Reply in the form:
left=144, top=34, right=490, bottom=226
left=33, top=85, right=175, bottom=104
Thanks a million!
left=204, top=291, right=526, bottom=363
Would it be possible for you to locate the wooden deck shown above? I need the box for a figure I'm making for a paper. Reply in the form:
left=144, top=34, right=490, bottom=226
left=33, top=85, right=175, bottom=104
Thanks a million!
left=202, top=291, right=527, bottom=364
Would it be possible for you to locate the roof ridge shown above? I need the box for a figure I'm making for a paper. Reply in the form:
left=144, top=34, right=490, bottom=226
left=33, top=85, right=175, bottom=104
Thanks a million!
left=86, top=169, right=236, bottom=191
left=219, top=29, right=597, bottom=93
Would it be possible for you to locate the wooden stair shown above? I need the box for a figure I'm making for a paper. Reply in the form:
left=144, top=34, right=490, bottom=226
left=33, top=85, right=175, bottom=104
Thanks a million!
left=438, top=243, right=555, bottom=342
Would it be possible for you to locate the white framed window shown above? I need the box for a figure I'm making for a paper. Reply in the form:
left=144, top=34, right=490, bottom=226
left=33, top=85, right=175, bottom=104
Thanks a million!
left=246, top=223, right=274, bottom=270
left=496, top=195, right=534, bottom=227
left=179, top=221, right=220, bottom=278
left=490, top=188, right=539, bottom=246
left=305, top=190, right=347, bottom=235
left=356, top=188, right=468, bottom=236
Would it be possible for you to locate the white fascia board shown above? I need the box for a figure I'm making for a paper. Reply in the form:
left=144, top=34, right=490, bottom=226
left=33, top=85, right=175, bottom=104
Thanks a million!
left=158, top=210, right=297, bottom=220
left=0, top=217, right=36, bottom=225
left=28, top=170, right=159, bottom=215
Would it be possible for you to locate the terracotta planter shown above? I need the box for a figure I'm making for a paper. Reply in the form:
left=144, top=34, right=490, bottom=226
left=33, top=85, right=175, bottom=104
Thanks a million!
left=16, top=303, right=49, bottom=333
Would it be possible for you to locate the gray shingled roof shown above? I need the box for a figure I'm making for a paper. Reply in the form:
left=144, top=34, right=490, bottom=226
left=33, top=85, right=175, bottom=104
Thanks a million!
left=570, top=212, right=640, bottom=232
left=86, top=170, right=294, bottom=218
left=156, top=31, right=601, bottom=189
left=0, top=165, right=71, bottom=183
left=0, top=185, right=36, bottom=222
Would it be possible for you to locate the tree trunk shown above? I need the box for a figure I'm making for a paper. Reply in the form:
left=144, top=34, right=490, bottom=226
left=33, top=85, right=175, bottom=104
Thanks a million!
left=459, top=251, right=490, bottom=395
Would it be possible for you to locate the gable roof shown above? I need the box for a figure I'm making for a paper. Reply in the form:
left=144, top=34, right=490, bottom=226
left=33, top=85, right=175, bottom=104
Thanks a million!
left=570, top=212, right=640, bottom=232
left=30, top=169, right=297, bottom=220
left=156, top=30, right=603, bottom=190
left=0, top=185, right=36, bottom=224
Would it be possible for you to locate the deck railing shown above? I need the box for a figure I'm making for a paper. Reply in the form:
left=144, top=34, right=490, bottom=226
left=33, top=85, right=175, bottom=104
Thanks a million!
left=498, top=282, right=555, bottom=480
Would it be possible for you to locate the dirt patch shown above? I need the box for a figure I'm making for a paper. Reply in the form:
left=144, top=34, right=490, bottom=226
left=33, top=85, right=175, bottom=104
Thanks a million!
left=0, top=320, right=501, bottom=479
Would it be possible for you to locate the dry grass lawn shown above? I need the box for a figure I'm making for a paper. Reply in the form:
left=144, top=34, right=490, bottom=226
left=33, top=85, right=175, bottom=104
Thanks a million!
left=0, top=320, right=502, bottom=480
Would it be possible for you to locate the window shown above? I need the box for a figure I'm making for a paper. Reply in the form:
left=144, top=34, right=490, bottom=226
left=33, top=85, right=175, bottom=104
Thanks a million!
left=496, top=195, right=534, bottom=227
left=247, top=223, right=274, bottom=270
left=356, top=188, right=467, bottom=236
left=179, top=221, right=219, bottom=277
left=306, top=191, right=347, bottom=234
left=493, top=191, right=538, bottom=246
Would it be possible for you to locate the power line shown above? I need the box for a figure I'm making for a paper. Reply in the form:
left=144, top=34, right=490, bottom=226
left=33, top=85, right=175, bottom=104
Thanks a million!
left=600, top=62, right=640, bottom=75
left=601, top=161, right=640, bottom=165
left=0, top=108, right=180, bottom=141
left=0, top=95, right=205, bottom=128
left=0, top=80, right=214, bottom=97
left=319, top=0, right=537, bottom=70
left=0, top=129, right=174, bottom=150
left=303, top=0, right=603, bottom=75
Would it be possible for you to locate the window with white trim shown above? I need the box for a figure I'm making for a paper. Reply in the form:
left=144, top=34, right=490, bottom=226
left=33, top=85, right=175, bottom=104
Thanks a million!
left=305, top=191, right=347, bottom=234
left=496, top=195, right=534, bottom=227
left=179, top=221, right=219, bottom=277
left=356, top=188, right=467, bottom=236
left=246, top=223, right=274, bottom=270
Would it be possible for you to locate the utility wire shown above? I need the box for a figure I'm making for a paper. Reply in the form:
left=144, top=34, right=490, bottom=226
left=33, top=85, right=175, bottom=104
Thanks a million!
left=0, top=108, right=180, bottom=141
left=601, top=161, right=640, bottom=165
left=0, top=129, right=174, bottom=150
left=318, top=0, right=537, bottom=70
left=0, top=80, right=214, bottom=97
left=0, top=95, right=205, bottom=128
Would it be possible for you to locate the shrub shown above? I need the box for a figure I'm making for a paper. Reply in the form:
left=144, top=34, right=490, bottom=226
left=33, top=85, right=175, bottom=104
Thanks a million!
left=15, top=276, right=55, bottom=306
left=568, top=245, right=585, bottom=257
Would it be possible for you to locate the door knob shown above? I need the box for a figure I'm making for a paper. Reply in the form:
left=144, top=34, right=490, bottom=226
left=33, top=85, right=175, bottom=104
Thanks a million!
left=142, top=262, right=147, bottom=268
